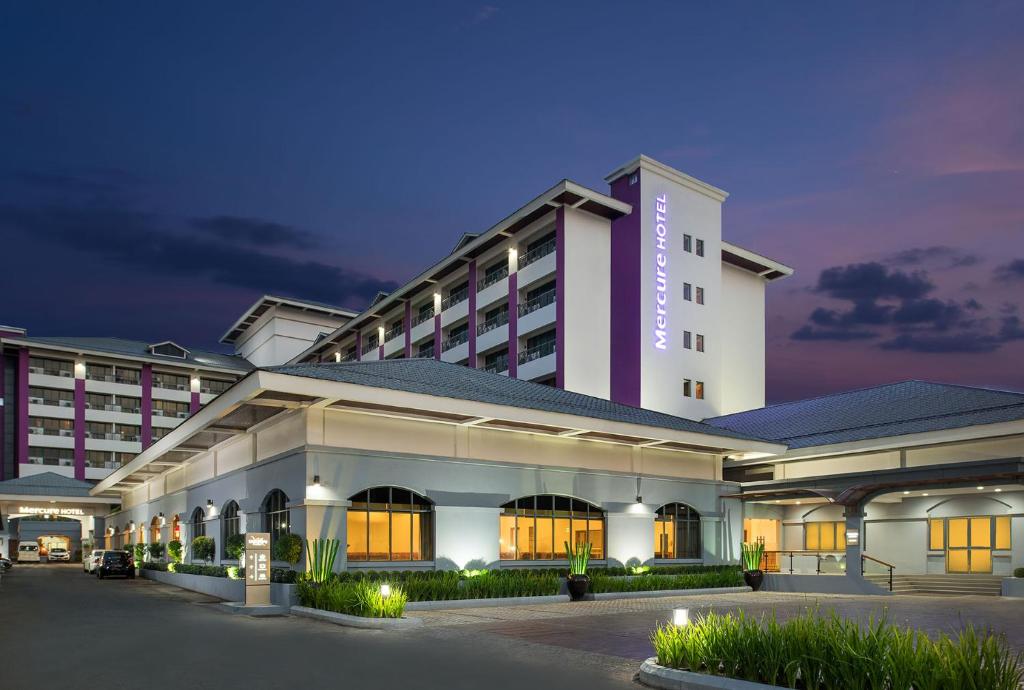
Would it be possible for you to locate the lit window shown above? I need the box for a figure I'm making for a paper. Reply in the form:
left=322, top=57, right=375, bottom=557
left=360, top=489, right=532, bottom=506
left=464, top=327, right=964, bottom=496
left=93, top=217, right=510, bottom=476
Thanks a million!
left=929, top=518, right=944, bottom=550
left=696, top=334, right=704, bottom=352
left=654, top=503, right=702, bottom=559
left=805, top=522, right=844, bottom=551
left=695, top=381, right=705, bottom=400
left=995, top=516, right=1011, bottom=550
left=190, top=506, right=206, bottom=538
left=222, top=501, right=241, bottom=559
left=683, top=379, right=692, bottom=397
left=261, top=489, right=290, bottom=544
left=347, top=487, right=434, bottom=562
left=683, top=283, right=692, bottom=301
left=683, top=331, right=692, bottom=349
left=695, top=287, right=704, bottom=305
left=499, top=495, right=604, bottom=561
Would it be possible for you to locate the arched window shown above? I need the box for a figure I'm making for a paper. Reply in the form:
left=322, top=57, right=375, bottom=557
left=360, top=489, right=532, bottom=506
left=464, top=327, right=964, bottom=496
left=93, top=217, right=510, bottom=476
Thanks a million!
left=190, top=507, right=206, bottom=538
left=121, top=525, right=131, bottom=548
left=150, top=516, right=161, bottom=544
left=261, top=489, right=289, bottom=543
left=499, top=495, right=604, bottom=561
left=171, top=515, right=180, bottom=542
left=654, top=503, right=702, bottom=560
left=347, top=487, right=433, bottom=562
left=222, top=501, right=241, bottom=558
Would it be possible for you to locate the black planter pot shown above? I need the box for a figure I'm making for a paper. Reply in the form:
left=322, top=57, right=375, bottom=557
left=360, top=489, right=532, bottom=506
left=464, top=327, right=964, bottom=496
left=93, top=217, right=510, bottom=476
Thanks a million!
left=566, top=574, right=590, bottom=601
left=743, top=569, right=764, bottom=592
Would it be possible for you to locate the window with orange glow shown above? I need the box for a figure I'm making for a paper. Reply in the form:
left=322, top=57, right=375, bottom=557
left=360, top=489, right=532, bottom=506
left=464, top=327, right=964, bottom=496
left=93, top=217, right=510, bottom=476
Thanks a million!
left=499, top=495, right=604, bottom=561
left=805, top=522, right=843, bottom=551
left=346, top=487, right=433, bottom=562
left=654, top=503, right=702, bottom=559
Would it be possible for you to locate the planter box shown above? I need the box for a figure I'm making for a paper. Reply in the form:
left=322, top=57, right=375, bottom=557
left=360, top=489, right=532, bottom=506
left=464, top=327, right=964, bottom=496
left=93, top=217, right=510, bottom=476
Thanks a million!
left=291, top=605, right=423, bottom=629
left=1002, top=577, right=1024, bottom=597
left=405, top=586, right=750, bottom=611
left=141, top=569, right=297, bottom=608
left=639, top=657, right=776, bottom=690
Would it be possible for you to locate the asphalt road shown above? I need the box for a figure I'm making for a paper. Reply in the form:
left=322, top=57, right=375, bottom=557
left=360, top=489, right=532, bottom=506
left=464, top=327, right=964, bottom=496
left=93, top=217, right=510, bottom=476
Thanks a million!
left=0, top=564, right=639, bottom=690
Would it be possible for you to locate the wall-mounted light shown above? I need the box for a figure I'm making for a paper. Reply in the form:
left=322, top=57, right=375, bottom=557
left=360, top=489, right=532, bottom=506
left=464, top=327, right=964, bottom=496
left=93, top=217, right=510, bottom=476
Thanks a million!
left=207, top=499, right=213, bottom=508
left=334, top=352, right=341, bottom=363
left=433, top=292, right=442, bottom=311
left=190, top=376, right=201, bottom=393
left=507, top=247, right=518, bottom=272
left=846, top=529, right=859, bottom=546
left=672, top=608, right=690, bottom=626
left=313, top=474, right=321, bottom=486
left=995, top=488, right=1003, bottom=493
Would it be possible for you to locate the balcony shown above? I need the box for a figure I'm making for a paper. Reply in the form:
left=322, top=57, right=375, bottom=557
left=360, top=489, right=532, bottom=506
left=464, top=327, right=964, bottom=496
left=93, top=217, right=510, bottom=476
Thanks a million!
left=441, top=331, right=469, bottom=353
left=116, top=376, right=140, bottom=385
left=518, top=238, right=555, bottom=269
left=411, top=308, right=435, bottom=327
left=517, top=340, right=556, bottom=381
left=477, top=310, right=509, bottom=336
left=384, top=324, right=404, bottom=342
left=477, top=266, right=508, bottom=291
left=86, top=373, right=116, bottom=383
left=417, top=344, right=435, bottom=359
left=362, top=341, right=379, bottom=356
left=482, top=353, right=509, bottom=375
left=518, top=339, right=556, bottom=365
left=440, top=288, right=468, bottom=312
left=29, top=366, right=73, bottom=378
left=517, top=291, right=557, bottom=337
left=518, top=290, right=555, bottom=318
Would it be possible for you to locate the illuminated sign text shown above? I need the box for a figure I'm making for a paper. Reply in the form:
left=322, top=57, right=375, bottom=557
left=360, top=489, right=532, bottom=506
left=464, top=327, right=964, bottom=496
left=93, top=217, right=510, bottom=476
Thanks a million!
left=654, top=193, right=669, bottom=349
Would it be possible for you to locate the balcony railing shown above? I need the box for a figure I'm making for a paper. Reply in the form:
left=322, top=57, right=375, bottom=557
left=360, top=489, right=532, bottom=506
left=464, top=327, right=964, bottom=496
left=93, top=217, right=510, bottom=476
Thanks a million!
left=517, top=339, right=556, bottom=365
left=362, top=341, right=379, bottom=355
left=29, top=366, right=73, bottom=377
left=518, top=289, right=556, bottom=317
left=440, top=288, right=469, bottom=311
left=86, top=373, right=116, bottom=382
left=339, top=352, right=358, bottom=363
left=518, top=238, right=556, bottom=269
left=441, top=331, right=469, bottom=352
left=477, top=265, right=509, bottom=291
left=411, top=308, right=435, bottom=327
left=154, top=382, right=189, bottom=391
left=477, top=310, right=509, bottom=335
left=483, top=353, right=509, bottom=374
left=115, top=375, right=140, bottom=385
left=384, top=324, right=404, bottom=342
left=29, top=456, right=73, bottom=467
left=417, top=345, right=435, bottom=359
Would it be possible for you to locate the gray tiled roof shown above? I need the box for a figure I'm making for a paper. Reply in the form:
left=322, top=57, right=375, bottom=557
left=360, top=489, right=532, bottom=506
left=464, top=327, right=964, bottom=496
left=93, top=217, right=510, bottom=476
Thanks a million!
left=0, top=472, right=96, bottom=497
left=17, top=336, right=253, bottom=371
left=705, top=380, right=1024, bottom=449
left=266, top=359, right=769, bottom=444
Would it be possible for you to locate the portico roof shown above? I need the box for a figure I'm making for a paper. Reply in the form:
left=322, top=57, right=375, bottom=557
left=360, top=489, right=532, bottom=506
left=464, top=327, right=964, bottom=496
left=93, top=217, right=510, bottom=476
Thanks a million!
left=0, top=472, right=119, bottom=504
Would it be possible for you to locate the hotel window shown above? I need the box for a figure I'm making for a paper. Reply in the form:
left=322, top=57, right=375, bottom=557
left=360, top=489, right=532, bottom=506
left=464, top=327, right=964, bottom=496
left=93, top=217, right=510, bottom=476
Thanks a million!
left=347, top=487, right=434, bottom=562
left=696, top=287, right=705, bottom=305
left=86, top=363, right=113, bottom=381
left=200, top=378, right=232, bottom=395
left=416, top=301, right=434, bottom=324
left=683, top=234, right=692, bottom=253
left=683, top=283, right=692, bottom=301
left=696, top=334, right=705, bottom=352
left=28, top=447, right=73, bottom=466
left=190, top=507, right=207, bottom=538
left=115, top=395, right=141, bottom=412
left=500, top=495, right=604, bottom=561
left=480, top=259, right=509, bottom=290
left=153, top=399, right=190, bottom=418
left=654, top=503, right=702, bottom=560
left=118, top=424, right=141, bottom=442
left=929, top=518, right=944, bottom=550
left=152, top=372, right=189, bottom=391
left=695, top=381, right=705, bottom=400
left=417, top=341, right=435, bottom=358
left=151, top=516, right=161, bottom=545
left=116, top=453, right=135, bottom=467
left=442, top=280, right=469, bottom=309
left=683, top=379, right=692, bottom=397
left=151, top=426, right=170, bottom=441
left=86, top=392, right=112, bottom=409
left=29, top=386, right=73, bottom=407
left=696, top=239, right=704, bottom=257
left=520, top=230, right=556, bottom=268
left=484, top=350, right=509, bottom=374
left=85, top=421, right=113, bottom=439
left=996, top=516, right=1011, bottom=549
left=683, top=331, right=692, bottom=349
left=222, top=501, right=241, bottom=559
left=116, top=367, right=140, bottom=385
left=805, top=521, right=844, bottom=550
left=520, top=329, right=556, bottom=364
left=261, top=489, right=290, bottom=544
left=29, top=356, right=73, bottom=377
left=86, top=450, right=112, bottom=469
left=29, top=416, right=73, bottom=436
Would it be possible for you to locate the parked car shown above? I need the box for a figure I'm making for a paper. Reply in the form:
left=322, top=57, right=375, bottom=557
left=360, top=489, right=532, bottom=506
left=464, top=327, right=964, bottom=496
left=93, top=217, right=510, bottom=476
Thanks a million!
left=17, top=543, right=40, bottom=563
left=0, top=556, right=12, bottom=571
left=84, top=549, right=107, bottom=573
left=48, top=547, right=70, bottom=562
left=96, top=550, right=134, bottom=579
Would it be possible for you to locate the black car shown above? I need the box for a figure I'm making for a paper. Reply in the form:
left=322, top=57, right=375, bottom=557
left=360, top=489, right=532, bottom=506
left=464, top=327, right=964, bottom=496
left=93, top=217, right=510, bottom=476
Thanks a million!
left=0, top=556, right=12, bottom=571
left=96, top=551, right=135, bottom=579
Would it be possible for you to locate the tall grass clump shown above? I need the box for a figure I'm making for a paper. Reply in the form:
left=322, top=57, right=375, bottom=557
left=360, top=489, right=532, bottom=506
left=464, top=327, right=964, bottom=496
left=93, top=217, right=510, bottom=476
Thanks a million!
left=651, top=609, right=1024, bottom=690
left=298, top=578, right=407, bottom=618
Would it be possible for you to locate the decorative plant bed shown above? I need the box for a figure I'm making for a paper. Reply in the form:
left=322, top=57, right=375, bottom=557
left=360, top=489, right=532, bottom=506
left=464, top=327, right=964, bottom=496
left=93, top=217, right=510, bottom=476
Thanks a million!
left=141, top=567, right=297, bottom=607
left=291, top=605, right=423, bottom=630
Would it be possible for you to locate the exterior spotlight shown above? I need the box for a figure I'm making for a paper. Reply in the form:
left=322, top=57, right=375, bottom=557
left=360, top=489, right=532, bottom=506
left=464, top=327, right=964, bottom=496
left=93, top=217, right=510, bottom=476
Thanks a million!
left=922, top=493, right=929, bottom=497
left=207, top=499, right=213, bottom=507
left=313, top=475, right=321, bottom=486
left=380, top=583, right=392, bottom=598
left=995, top=488, right=1003, bottom=493
left=902, top=491, right=910, bottom=495
left=672, top=608, right=690, bottom=626
left=976, top=486, right=985, bottom=490
left=635, top=495, right=642, bottom=503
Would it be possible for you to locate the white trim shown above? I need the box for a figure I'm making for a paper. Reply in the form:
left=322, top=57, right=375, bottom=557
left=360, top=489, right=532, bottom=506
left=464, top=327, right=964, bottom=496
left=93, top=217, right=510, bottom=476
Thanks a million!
left=604, top=154, right=728, bottom=202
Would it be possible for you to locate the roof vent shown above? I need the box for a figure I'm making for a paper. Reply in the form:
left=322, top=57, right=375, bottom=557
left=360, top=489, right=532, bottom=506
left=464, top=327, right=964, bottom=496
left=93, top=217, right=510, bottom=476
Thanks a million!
left=149, top=341, right=190, bottom=359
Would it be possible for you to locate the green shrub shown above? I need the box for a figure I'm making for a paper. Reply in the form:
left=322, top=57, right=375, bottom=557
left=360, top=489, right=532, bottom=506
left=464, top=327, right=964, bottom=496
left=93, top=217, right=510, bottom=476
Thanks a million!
left=591, top=569, right=743, bottom=593
left=273, top=533, right=302, bottom=564
left=142, top=562, right=168, bottom=571
left=565, top=541, right=592, bottom=576
left=167, top=539, right=183, bottom=563
left=651, top=610, right=1024, bottom=690
left=224, top=534, right=245, bottom=560
left=1014, top=567, right=1024, bottom=578
left=298, top=578, right=407, bottom=618
left=147, top=542, right=165, bottom=560
left=132, top=543, right=146, bottom=567
left=741, top=541, right=765, bottom=571
left=192, top=536, right=215, bottom=563
left=306, top=538, right=340, bottom=583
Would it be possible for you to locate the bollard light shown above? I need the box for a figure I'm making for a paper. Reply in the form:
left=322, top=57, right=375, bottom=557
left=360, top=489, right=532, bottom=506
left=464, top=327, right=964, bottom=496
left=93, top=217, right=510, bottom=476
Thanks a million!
left=380, top=583, right=392, bottom=598
left=673, top=608, right=690, bottom=626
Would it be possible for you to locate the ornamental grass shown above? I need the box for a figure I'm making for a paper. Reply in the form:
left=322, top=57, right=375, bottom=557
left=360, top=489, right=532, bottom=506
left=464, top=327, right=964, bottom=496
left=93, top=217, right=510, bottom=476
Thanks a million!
left=298, top=578, right=408, bottom=618
left=651, top=609, right=1024, bottom=690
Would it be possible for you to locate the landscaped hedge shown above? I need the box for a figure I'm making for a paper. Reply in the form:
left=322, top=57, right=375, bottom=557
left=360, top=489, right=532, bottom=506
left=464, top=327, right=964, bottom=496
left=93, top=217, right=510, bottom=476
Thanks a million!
left=590, top=569, right=743, bottom=593
left=652, top=610, right=1024, bottom=690
left=141, top=561, right=297, bottom=582
left=297, top=578, right=408, bottom=618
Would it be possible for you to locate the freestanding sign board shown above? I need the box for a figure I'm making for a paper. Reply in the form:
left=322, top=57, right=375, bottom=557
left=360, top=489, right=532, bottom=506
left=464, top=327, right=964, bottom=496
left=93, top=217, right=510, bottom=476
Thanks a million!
left=245, top=532, right=271, bottom=606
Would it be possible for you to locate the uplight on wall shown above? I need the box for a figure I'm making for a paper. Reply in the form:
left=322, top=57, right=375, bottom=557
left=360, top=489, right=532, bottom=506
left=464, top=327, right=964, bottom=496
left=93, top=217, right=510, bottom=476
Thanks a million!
left=334, top=352, right=341, bottom=363
left=433, top=292, right=442, bottom=312
left=377, top=326, right=385, bottom=343
left=74, top=361, right=86, bottom=378
left=190, top=377, right=201, bottom=393
left=313, top=475, right=321, bottom=486
left=672, top=608, right=690, bottom=626
left=508, top=247, right=518, bottom=272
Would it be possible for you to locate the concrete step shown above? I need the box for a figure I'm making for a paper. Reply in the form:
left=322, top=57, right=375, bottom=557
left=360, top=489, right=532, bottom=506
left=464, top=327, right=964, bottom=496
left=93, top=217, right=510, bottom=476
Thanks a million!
left=864, top=574, right=1003, bottom=596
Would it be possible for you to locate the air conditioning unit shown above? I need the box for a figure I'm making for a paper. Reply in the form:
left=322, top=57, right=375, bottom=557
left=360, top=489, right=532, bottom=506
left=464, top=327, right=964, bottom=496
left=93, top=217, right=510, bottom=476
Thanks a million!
left=29, top=426, right=45, bottom=435
left=28, top=456, right=44, bottom=464
left=105, top=405, right=122, bottom=412
left=109, top=433, right=122, bottom=442
left=28, top=367, right=44, bottom=374
left=176, top=411, right=190, bottom=419
left=29, top=396, right=43, bottom=405
left=59, top=399, right=73, bottom=407
left=59, top=371, right=73, bottom=378
left=59, top=429, right=74, bottom=437
left=176, top=384, right=188, bottom=391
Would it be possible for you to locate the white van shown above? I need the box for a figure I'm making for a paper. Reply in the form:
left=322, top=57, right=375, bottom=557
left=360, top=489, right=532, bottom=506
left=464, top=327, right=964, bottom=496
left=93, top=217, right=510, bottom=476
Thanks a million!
left=18, top=543, right=40, bottom=563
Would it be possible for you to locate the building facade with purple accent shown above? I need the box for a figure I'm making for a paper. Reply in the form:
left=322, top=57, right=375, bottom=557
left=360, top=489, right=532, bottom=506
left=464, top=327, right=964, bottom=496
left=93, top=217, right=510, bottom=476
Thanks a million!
left=295, top=156, right=792, bottom=421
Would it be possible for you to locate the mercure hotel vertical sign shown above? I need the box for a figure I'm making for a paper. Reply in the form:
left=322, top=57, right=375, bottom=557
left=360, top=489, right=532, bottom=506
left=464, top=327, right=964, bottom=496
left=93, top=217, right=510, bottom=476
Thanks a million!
left=654, top=193, right=669, bottom=350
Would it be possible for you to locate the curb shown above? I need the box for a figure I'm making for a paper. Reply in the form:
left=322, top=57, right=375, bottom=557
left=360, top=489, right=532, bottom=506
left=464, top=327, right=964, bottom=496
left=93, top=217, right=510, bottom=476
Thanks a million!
left=290, top=605, right=424, bottom=629
left=639, top=658, right=776, bottom=690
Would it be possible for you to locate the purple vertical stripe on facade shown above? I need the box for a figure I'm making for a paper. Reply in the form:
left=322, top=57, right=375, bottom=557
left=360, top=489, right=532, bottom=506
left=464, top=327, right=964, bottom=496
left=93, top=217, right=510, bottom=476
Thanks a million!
left=17, top=348, right=29, bottom=472
left=609, top=174, right=642, bottom=407
left=0, top=350, right=5, bottom=481
left=467, top=260, right=478, bottom=368
left=433, top=313, right=441, bottom=360
left=555, top=207, right=566, bottom=389
left=190, top=391, right=201, bottom=415
left=74, top=377, right=85, bottom=480
left=355, top=329, right=362, bottom=361
left=378, top=343, right=384, bottom=360
left=507, top=271, right=518, bottom=378
left=141, top=363, right=153, bottom=450
left=403, top=302, right=412, bottom=358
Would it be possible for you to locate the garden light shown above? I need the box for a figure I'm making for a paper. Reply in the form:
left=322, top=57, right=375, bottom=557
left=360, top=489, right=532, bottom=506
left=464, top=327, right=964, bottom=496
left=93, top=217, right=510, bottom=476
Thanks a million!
left=380, top=583, right=392, bottom=598
left=673, top=608, right=690, bottom=626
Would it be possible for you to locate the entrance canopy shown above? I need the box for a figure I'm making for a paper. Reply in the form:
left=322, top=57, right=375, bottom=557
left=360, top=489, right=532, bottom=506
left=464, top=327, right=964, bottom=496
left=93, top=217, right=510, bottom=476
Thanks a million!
left=727, top=457, right=1024, bottom=506
left=0, top=472, right=118, bottom=519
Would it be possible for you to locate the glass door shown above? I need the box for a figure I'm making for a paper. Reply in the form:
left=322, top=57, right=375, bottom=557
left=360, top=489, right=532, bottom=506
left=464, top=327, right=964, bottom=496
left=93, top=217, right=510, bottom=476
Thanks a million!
left=946, top=517, right=992, bottom=573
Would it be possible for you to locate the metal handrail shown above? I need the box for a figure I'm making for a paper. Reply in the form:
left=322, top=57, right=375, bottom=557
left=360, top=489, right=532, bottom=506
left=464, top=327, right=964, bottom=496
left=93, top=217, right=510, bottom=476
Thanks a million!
left=518, top=289, right=556, bottom=317
left=411, top=308, right=435, bottom=327
left=518, top=238, right=556, bottom=269
left=861, top=553, right=895, bottom=592
left=440, top=288, right=469, bottom=311
left=477, top=265, right=509, bottom=291
left=759, top=550, right=846, bottom=575
left=477, top=310, right=509, bottom=335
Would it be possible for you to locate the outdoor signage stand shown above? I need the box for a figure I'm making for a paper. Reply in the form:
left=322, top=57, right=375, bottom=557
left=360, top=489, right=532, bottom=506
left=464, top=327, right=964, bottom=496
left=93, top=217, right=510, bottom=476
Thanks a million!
left=245, top=532, right=271, bottom=606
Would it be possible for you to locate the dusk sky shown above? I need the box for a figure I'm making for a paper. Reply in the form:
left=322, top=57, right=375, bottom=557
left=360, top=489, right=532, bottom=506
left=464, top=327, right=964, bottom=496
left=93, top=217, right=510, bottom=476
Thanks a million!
left=2, top=2, right=1022, bottom=403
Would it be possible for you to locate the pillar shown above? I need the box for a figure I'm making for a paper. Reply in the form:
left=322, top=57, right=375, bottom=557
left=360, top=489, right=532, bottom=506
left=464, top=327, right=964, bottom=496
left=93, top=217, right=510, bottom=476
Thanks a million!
left=73, top=360, right=86, bottom=480
left=403, top=302, right=412, bottom=358
left=467, top=260, right=478, bottom=367
left=140, top=363, right=153, bottom=449
left=844, top=505, right=865, bottom=576
left=507, top=248, right=518, bottom=378
left=555, top=206, right=565, bottom=388
left=432, top=293, right=442, bottom=360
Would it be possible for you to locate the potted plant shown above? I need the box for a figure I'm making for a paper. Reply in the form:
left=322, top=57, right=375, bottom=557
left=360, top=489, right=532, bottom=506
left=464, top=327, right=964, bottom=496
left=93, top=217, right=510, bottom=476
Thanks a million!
left=132, top=543, right=146, bottom=573
left=740, top=541, right=766, bottom=591
left=224, top=533, right=245, bottom=562
left=147, top=541, right=165, bottom=562
left=192, top=536, right=215, bottom=564
left=564, top=540, right=592, bottom=601
left=167, top=539, right=183, bottom=564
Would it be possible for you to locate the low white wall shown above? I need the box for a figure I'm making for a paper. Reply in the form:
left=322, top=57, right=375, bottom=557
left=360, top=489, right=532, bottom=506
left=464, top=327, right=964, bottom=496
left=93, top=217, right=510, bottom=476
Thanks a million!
left=142, top=569, right=296, bottom=606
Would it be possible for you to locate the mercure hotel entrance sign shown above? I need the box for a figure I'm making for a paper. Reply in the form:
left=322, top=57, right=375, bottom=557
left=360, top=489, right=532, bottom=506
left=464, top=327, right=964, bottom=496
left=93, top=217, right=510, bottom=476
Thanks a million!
left=245, top=532, right=271, bottom=606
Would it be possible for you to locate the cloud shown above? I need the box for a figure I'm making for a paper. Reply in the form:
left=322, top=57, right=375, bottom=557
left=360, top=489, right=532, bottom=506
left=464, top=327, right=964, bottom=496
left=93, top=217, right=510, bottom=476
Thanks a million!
left=191, top=215, right=320, bottom=249
left=891, top=299, right=964, bottom=330
left=791, top=325, right=879, bottom=341
left=0, top=203, right=395, bottom=307
left=878, top=333, right=1002, bottom=354
left=884, top=245, right=981, bottom=269
left=995, top=259, right=1024, bottom=281
left=999, top=316, right=1024, bottom=341
left=815, top=262, right=933, bottom=302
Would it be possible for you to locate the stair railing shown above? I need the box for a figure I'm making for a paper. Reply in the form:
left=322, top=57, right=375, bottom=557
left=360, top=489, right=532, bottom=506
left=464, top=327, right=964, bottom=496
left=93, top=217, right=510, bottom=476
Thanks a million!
left=861, top=553, right=895, bottom=591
